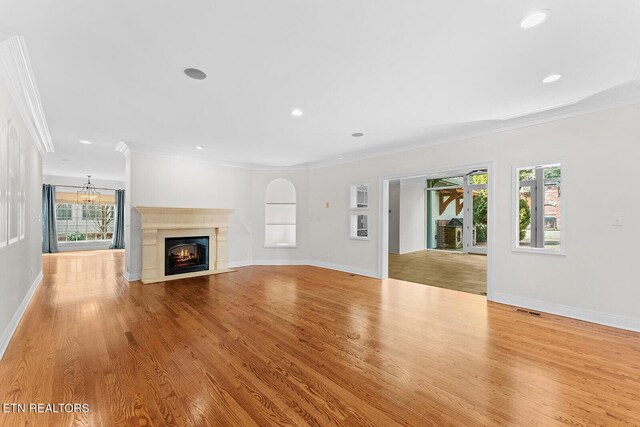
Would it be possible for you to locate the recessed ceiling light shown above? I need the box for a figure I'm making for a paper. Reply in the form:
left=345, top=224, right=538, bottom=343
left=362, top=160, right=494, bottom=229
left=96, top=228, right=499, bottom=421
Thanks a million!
left=196, top=146, right=204, bottom=150
left=352, top=132, right=364, bottom=137
left=520, top=10, right=549, bottom=29
left=183, top=67, right=207, bottom=80
left=542, top=74, right=562, bottom=84
left=79, top=140, right=93, bottom=145
left=291, top=109, right=303, bottom=117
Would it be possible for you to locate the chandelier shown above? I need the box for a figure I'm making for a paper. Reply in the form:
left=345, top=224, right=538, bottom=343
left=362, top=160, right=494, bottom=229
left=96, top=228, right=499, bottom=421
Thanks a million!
left=77, top=175, right=100, bottom=204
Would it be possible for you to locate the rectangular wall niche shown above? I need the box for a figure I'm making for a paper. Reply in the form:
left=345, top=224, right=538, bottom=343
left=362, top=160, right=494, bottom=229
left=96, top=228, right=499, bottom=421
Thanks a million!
left=265, top=178, right=297, bottom=247
left=350, top=213, right=369, bottom=240
left=350, top=183, right=369, bottom=209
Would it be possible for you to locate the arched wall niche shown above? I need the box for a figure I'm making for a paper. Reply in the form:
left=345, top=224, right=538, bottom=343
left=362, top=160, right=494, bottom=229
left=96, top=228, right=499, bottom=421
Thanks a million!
left=264, top=178, right=296, bottom=247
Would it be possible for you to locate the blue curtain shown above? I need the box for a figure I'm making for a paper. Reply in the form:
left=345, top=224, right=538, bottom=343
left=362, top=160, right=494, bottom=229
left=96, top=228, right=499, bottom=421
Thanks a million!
left=42, top=184, right=58, bottom=253
left=110, top=189, right=125, bottom=249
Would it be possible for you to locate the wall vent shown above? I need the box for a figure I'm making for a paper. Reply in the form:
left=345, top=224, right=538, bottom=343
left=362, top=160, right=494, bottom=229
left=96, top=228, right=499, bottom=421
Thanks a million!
left=515, top=308, right=542, bottom=317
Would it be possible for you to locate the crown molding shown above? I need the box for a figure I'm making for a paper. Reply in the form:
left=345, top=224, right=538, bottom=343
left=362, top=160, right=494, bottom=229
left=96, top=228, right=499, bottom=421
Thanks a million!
left=305, top=82, right=640, bottom=170
left=124, top=143, right=309, bottom=171
left=123, top=86, right=640, bottom=173
left=0, top=29, right=53, bottom=154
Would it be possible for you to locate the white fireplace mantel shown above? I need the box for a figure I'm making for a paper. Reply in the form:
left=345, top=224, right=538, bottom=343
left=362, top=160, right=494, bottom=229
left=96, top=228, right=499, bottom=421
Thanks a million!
left=135, top=206, right=234, bottom=284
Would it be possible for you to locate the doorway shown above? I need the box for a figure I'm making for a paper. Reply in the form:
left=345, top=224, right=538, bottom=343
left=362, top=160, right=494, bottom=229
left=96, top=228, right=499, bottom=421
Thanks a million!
left=380, top=165, right=492, bottom=296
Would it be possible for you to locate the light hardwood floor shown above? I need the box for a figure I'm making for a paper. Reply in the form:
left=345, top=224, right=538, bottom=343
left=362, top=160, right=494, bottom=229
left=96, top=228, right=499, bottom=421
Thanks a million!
left=389, top=250, right=487, bottom=295
left=1, top=250, right=640, bottom=426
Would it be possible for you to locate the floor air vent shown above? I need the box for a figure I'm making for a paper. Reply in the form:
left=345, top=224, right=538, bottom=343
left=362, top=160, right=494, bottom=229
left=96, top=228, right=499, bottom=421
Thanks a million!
left=515, top=308, right=542, bottom=317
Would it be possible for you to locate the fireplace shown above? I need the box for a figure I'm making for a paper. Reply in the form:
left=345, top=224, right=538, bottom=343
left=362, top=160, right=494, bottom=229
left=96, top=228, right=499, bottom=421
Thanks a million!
left=165, top=236, right=209, bottom=276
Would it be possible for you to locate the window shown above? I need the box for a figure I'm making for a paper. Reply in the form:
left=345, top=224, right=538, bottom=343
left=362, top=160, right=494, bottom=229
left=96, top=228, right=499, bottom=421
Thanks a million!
left=515, top=163, right=562, bottom=252
left=427, top=176, right=464, bottom=188
left=350, top=184, right=369, bottom=209
left=82, top=204, right=101, bottom=220
left=54, top=190, right=116, bottom=242
left=265, top=179, right=296, bottom=247
left=56, top=204, right=72, bottom=220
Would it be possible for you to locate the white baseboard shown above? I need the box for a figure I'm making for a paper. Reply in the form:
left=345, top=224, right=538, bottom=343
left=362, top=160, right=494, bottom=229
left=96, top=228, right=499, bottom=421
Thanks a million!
left=0, top=271, right=43, bottom=360
left=309, top=260, right=378, bottom=278
left=126, top=260, right=378, bottom=282
left=491, top=292, right=640, bottom=333
left=252, top=259, right=311, bottom=266
left=228, top=260, right=254, bottom=268
left=123, top=271, right=141, bottom=282
left=248, top=259, right=378, bottom=277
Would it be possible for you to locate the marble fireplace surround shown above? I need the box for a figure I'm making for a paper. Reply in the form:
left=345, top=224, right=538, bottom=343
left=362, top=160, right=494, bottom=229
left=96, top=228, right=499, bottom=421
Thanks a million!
left=135, top=206, right=234, bottom=284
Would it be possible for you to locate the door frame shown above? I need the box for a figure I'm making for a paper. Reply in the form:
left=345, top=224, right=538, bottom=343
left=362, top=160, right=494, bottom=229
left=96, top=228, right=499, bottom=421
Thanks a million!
left=378, top=161, right=495, bottom=299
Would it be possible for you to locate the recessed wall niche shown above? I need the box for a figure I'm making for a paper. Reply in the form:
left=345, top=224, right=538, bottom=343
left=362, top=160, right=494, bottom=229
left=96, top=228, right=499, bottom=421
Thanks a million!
left=350, top=213, right=369, bottom=240
left=349, top=183, right=369, bottom=209
left=265, top=178, right=297, bottom=247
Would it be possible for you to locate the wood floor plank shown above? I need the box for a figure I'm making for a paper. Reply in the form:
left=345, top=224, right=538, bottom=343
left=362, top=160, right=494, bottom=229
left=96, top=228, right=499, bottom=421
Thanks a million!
left=1, top=250, right=639, bottom=426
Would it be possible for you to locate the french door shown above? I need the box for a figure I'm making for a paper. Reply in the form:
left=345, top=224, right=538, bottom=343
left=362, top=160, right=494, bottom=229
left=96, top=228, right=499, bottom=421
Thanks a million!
left=463, top=182, right=488, bottom=254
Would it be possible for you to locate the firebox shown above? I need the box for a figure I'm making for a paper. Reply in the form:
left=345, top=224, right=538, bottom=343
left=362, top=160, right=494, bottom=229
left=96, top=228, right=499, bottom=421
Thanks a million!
left=164, top=236, right=209, bottom=276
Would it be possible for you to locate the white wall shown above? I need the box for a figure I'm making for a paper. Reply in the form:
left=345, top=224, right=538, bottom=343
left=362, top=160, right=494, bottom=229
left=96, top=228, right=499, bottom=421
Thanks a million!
left=398, top=182, right=425, bottom=254
left=388, top=181, right=400, bottom=254
left=0, top=73, right=42, bottom=358
left=121, top=104, right=640, bottom=331
left=308, top=104, right=640, bottom=329
left=125, top=152, right=252, bottom=279
left=124, top=152, right=311, bottom=278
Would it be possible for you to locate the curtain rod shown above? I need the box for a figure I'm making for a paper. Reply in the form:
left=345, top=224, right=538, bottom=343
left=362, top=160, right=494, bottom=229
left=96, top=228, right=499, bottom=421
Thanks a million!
left=52, top=184, right=121, bottom=191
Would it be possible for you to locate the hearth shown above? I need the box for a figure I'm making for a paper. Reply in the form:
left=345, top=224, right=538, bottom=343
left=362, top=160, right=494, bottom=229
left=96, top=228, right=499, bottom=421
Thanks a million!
left=165, top=236, right=209, bottom=276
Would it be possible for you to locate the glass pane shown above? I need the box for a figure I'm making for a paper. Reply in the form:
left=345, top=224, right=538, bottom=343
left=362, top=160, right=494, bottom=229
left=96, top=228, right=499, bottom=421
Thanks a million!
left=468, top=173, right=488, bottom=185
left=427, top=176, right=463, bottom=188
left=544, top=166, right=561, bottom=179
left=544, top=181, right=561, bottom=250
left=426, top=189, right=464, bottom=251
left=518, top=186, right=533, bottom=247
left=472, top=189, right=488, bottom=247
left=518, top=168, right=535, bottom=181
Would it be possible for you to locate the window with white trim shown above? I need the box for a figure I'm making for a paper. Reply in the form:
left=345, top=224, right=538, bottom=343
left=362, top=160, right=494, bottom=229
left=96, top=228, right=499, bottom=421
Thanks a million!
left=515, top=163, right=562, bottom=251
left=54, top=191, right=116, bottom=242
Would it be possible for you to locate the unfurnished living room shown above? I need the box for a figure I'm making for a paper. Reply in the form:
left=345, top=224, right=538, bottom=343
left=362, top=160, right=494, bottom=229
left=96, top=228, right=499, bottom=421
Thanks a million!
left=1, top=1, right=640, bottom=426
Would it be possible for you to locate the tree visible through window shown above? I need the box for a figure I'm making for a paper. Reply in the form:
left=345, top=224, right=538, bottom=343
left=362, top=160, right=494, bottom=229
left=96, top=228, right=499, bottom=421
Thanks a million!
left=54, top=190, right=116, bottom=242
left=516, top=164, right=562, bottom=251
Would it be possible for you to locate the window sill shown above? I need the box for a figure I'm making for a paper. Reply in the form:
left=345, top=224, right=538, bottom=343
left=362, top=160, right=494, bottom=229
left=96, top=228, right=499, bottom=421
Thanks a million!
left=60, top=240, right=112, bottom=244
left=512, top=246, right=565, bottom=256
left=350, top=237, right=370, bottom=241
left=264, top=245, right=298, bottom=249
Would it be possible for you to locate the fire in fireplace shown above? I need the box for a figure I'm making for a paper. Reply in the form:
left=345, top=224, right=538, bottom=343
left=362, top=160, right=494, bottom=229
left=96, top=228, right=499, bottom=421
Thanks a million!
left=164, top=236, right=209, bottom=276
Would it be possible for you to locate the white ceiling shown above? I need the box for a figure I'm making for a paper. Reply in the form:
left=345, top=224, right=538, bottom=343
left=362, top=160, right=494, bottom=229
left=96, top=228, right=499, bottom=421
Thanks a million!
left=3, top=1, right=640, bottom=179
